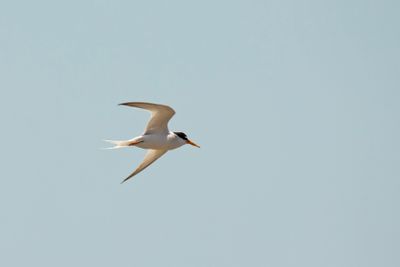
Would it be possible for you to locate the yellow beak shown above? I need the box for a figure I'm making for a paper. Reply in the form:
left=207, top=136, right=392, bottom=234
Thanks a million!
left=186, top=139, right=200, bottom=148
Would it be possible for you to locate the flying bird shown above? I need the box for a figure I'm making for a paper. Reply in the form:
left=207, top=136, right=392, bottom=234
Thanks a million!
left=105, top=102, right=200, bottom=183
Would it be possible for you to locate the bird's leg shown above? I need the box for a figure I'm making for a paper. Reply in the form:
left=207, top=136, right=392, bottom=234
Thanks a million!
left=128, top=140, right=143, bottom=146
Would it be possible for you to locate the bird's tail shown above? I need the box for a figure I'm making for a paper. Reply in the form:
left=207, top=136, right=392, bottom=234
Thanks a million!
left=102, top=139, right=132, bottom=149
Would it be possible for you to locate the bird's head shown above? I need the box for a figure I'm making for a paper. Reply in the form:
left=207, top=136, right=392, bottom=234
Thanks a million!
left=174, top=132, right=200, bottom=148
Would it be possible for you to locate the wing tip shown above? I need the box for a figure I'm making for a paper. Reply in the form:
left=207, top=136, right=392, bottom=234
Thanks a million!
left=118, top=102, right=148, bottom=108
left=121, top=175, right=133, bottom=184
left=117, top=102, right=174, bottom=111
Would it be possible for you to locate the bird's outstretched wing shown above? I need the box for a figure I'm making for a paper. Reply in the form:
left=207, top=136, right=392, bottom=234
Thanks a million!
left=121, top=149, right=168, bottom=183
left=119, top=102, right=176, bottom=134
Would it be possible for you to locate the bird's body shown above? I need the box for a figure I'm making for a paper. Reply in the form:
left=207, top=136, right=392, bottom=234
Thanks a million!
left=109, top=132, right=187, bottom=150
left=105, top=102, right=199, bottom=183
left=136, top=132, right=187, bottom=150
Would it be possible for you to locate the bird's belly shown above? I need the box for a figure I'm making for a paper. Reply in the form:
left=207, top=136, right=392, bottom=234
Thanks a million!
left=135, top=135, right=171, bottom=150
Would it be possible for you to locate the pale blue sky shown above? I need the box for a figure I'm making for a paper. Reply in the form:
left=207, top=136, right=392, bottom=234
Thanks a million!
left=1, top=0, right=399, bottom=266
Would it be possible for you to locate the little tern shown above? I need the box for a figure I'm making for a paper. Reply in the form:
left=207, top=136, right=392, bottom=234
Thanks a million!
left=105, top=102, right=200, bottom=183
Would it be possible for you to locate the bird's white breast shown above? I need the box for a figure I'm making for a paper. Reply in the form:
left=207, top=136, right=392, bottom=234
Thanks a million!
left=135, top=132, right=185, bottom=150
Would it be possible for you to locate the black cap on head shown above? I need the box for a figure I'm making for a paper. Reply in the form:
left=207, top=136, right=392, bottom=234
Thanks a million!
left=174, top=132, right=188, bottom=140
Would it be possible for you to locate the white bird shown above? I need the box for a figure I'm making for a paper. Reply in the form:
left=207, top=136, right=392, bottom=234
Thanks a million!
left=105, top=102, right=200, bottom=183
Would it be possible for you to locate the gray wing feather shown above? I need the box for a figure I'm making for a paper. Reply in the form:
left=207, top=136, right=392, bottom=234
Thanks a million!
left=121, top=149, right=168, bottom=183
left=119, top=102, right=176, bottom=134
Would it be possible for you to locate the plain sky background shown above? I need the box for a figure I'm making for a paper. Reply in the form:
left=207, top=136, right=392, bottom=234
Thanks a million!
left=1, top=0, right=399, bottom=266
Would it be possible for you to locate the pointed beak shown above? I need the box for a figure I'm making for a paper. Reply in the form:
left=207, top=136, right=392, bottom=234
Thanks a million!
left=186, top=139, right=200, bottom=148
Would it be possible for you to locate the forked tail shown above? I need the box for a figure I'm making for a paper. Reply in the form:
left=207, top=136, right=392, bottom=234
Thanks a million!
left=102, top=139, right=132, bottom=149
